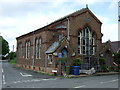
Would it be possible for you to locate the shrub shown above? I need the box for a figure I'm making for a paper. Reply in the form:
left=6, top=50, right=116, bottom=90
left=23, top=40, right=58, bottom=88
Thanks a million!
left=99, top=57, right=106, bottom=65
left=58, top=57, right=68, bottom=64
left=114, top=66, right=119, bottom=72
left=9, top=52, right=16, bottom=60
left=109, top=66, right=115, bottom=71
left=114, top=53, right=120, bottom=64
left=101, top=65, right=108, bottom=72
left=72, top=57, right=82, bottom=66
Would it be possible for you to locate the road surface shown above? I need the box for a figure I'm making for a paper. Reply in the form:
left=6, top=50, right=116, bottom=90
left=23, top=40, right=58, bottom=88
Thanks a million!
left=1, top=60, right=119, bottom=88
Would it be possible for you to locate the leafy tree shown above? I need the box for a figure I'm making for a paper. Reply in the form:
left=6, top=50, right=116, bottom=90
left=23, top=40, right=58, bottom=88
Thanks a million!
left=2, top=36, right=9, bottom=55
left=8, top=52, right=16, bottom=60
left=8, top=52, right=16, bottom=64
left=0, top=36, right=10, bottom=59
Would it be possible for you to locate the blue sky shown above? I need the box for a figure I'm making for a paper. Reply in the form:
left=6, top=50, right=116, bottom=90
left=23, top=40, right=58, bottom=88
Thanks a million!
left=0, top=0, right=119, bottom=51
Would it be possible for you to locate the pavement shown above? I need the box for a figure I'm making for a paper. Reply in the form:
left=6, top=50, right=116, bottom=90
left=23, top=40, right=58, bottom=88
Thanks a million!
left=67, top=72, right=119, bottom=78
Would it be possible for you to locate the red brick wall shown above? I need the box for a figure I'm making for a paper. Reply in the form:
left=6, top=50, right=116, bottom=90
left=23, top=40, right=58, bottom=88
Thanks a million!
left=16, top=9, right=102, bottom=73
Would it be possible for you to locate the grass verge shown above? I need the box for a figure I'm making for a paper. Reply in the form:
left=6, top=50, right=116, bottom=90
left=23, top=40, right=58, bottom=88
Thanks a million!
left=9, top=58, right=16, bottom=64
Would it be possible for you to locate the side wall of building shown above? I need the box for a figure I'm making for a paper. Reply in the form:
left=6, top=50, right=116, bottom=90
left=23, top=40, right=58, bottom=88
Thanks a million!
left=16, top=9, right=102, bottom=73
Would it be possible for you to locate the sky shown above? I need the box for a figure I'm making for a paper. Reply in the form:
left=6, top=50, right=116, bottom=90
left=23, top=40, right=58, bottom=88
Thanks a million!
left=0, top=0, right=119, bottom=52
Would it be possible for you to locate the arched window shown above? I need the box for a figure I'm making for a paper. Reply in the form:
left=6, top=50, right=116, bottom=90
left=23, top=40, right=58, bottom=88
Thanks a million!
left=35, top=39, right=39, bottom=59
left=26, top=41, right=30, bottom=59
left=18, top=43, right=22, bottom=58
left=78, top=27, right=96, bottom=55
left=91, top=32, right=96, bottom=55
left=61, top=48, right=68, bottom=57
left=39, top=38, right=42, bottom=59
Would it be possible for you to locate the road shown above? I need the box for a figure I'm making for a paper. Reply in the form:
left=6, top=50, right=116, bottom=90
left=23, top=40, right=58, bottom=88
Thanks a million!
left=1, top=61, right=119, bottom=88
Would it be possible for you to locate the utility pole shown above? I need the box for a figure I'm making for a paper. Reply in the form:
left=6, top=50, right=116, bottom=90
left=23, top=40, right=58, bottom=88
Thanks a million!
left=13, top=45, right=14, bottom=52
left=0, top=33, right=2, bottom=60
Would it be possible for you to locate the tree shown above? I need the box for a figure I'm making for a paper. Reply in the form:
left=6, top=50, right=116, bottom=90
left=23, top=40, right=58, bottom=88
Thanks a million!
left=8, top=52, right=16, bottom=60
left=0, top=36, right=10, bottom=59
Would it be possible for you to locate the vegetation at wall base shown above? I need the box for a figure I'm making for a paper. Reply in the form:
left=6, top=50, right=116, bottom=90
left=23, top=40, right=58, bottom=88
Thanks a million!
left=72, top=57, right=82, bottom=66
left=99, top=57, right=105, bottom=65
left=58, top=57, right=68, bottom=64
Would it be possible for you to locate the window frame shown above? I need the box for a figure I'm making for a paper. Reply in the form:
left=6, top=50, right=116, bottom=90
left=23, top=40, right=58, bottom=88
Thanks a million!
left=18, top=43, right=22, bottom=58
left=26, top=41, right=31, bottom=59
left=35, top=39, right=39, bottom=59
left=48, top=54, right=53, bottom=64
left=78, top=27, right=96, bottom=55
left=39, top=38, right=42, bottom=59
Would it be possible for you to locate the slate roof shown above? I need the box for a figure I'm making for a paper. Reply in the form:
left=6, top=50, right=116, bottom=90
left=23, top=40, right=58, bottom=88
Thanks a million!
left=110, top=41, right=120, bottom=53
left=102, top=41, right=120, bottom=53
left=45, top=41, right=59, bottom=54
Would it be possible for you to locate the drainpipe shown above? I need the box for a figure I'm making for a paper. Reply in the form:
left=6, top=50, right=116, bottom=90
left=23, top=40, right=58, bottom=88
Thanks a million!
left=32, top=31, right=35, bottom=70
left=66, top=18, right=70, bottom=41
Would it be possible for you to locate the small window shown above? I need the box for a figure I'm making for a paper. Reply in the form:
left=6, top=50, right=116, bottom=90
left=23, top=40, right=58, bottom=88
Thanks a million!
left=59, top=33, right=63, bottom=41
left=48, top=54, right=53, bottom=64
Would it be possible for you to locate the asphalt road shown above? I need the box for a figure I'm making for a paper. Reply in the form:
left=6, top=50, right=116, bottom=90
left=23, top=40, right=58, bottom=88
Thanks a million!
left=1, top=61, right=119, bottom=88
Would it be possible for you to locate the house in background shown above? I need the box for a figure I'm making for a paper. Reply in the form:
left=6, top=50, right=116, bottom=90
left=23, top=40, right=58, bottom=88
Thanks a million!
left=100, top=40, right=120, bottom=66
left=16, top=7, right=103, bottom=74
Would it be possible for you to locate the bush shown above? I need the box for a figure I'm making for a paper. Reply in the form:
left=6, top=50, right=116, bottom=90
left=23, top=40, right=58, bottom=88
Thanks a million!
left=101, top=65, right=108, bottom=72
left=109, top=66, right=115, bottom=71
left=8, top=52, right=16, bottom=64
left=114, top=53, right=120, bottom=64
left=72, top=57, right=82, bottom=66
left=58, top=57, right=68, bottom=64
left=114, top=66, right=119, bottom=72
left=99, top=57, right=106, bottom=65
left=9, top=58, right=16, bottom=64
left=9, top=52, right=16, bottom=60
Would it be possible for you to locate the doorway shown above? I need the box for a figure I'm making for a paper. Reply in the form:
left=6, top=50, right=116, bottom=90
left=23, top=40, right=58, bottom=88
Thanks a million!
left=61, top=47, right=68, bottom=57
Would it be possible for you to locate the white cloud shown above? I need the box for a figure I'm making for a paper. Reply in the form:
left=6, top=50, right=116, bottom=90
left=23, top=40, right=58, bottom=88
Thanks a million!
left=96, top=15, right=109, bottom=24
left=96, top=15, right=118, bottom=42
left=0, top=17, right=17, bottom=27
left=109, top=0, right=119, bottom=10
left=102, top=23, right=118, bottom=42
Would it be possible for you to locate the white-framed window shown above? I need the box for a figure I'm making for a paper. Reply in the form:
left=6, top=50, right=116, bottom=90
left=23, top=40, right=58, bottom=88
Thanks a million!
left=91, top=32, right=96, bottom=55
left=78, top=27, right=96, bottom=55
left=35, top=39, right=39, bottom=59
left=78, top=32, right=82, bottom=54
left=26, top=41, right=30, bottom=59
left=18, top=43, right=22, bottom=58
left=39, top=38, right=42, bottom=59
left=48, top=54, right=53, bottom=64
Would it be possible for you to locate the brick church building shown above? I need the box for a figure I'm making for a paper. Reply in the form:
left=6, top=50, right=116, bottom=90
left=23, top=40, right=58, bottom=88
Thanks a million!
left=16, top=7, right=103, bottom=74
